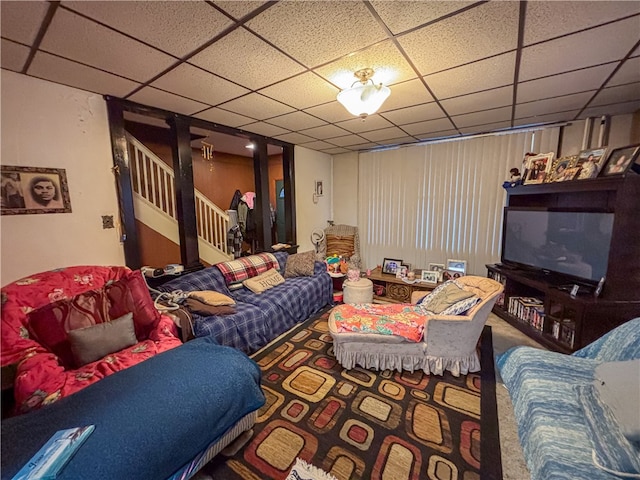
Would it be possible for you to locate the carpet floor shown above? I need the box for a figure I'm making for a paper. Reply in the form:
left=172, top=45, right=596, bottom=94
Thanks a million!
left=203, top=309, right=502, bottom=480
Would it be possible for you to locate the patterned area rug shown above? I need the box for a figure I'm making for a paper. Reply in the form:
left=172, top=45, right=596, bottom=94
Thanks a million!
left=204, top=309, right=502, bottom=480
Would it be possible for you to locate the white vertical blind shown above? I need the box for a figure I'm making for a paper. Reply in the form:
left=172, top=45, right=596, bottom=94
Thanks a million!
left=358, top=128, right=560, bottom=275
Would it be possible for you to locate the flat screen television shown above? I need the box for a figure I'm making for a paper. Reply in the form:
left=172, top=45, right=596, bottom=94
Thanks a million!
left=501, top=208, right=614, bottom=283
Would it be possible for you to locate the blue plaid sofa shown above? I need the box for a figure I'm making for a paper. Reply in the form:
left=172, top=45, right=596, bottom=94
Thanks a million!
left=158, top=252, right=333, bottom=354
left=497, top=318, right=640, bottom=480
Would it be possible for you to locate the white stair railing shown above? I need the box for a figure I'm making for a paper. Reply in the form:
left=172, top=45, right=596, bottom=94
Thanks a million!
left=125, top=133, right=231, bottom=258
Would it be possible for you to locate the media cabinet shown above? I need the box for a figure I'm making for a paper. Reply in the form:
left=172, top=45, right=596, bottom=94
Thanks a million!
left=488, top=174, right=640, bottom=353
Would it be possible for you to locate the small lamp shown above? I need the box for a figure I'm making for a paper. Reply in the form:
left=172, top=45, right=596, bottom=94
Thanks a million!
left=336, top=68, right=391, bottom=118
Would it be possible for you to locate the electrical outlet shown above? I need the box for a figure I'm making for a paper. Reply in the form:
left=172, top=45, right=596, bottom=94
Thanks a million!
left=102, top=215, right=114, bottom=229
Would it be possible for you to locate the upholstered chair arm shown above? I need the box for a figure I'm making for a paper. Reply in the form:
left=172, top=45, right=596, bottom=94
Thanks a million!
left=411, top=291, right=430, bottom=304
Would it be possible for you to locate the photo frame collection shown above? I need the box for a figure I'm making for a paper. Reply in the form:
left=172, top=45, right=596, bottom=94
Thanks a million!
left=381, top=258, right=467, bottom=284
left=1, top=165, right=72, bottom=215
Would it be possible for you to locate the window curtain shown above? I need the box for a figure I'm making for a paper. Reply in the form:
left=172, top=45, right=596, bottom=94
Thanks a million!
left=357, top=128, right=560, bottom=275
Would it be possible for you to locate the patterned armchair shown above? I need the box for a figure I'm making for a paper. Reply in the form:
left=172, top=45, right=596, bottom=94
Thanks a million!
left=316, top=224, right=361, bottom=269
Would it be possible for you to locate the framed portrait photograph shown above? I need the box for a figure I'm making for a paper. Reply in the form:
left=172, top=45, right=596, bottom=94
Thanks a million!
left=396, top=265, right=408, bottom=279
left=1, top=165, right=71, bottom=215
left=442, top=270, right=464, bottom=281
left=548, top=155, right=578, bottom=182
left=523, top=152, right=555, bottom=185
left=521, top=152, right=538, bottom=183
left=382, top=258, right=402, bottom=275
left=599, top=145, right=639, bottom=177
left=575, top=147, right=608, bottom=180
left=446, top=259, right=467, bottom=274
left=315, top=180, right=324, bottom=196
left=421, top=270, right=439, bottom=284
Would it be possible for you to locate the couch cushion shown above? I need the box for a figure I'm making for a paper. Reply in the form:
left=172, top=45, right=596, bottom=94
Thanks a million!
left=187, top=290, right=235, bottom=306
left=576, top=384, right=640, bottom=477
left=326, top=234, right=355, bottom=258
left=215, top=253, right=280, bottom=286
left=68, top=312, right=138, bottom=367
left=417, top=280, right=478, bottom=314
left=185, top=298, right=235, bottom=316
left=594, top=359, right=640, bottom=442
left=243, top=268, right=285, bottom=294
left=284, top=250, right=316, bottom=278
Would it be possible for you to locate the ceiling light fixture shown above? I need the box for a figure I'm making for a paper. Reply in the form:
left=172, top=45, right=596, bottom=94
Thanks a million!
left=336, top=68, right=391, bottom=119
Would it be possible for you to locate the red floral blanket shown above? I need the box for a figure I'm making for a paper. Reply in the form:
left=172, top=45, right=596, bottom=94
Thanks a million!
left=331, top=303, right=425, bottom=342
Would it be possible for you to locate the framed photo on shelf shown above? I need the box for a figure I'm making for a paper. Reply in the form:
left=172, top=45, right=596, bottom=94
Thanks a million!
left=382, top=258, right=402, bottom=275
left=1, top=165, right=72, bottom=215
left=428, top=263, right=445, bottom=281
left=421, top=270, right=439, bottom=284
left=396, top=265, right=408, bottom=279
left=599, top=145, right=639, bottom=177
left=446, top=259, right=467, bottom=274
left=523, top=152, right=554, bottom=185
left=575, top=147, right=608, bottom=180
left=442, top=270, right=463, bottom=281
left=547, top=155, right=578, bottom=182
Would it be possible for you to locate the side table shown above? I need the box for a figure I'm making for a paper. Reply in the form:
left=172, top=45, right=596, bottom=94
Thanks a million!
left=343, top=278, right=374, bottom=304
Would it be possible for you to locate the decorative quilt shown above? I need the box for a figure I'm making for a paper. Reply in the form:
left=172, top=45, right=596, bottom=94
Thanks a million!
left=215, top=252, right=279, bottom=286
left=331, top=303, right=425, bottom=342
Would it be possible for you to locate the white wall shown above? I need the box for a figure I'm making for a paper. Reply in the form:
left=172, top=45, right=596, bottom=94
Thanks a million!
left=1, top=71, right=125, bottom=285
left=560, top=113, right=637, bottom=155
left=332, top=151, right=358, bottom=226
left=294, top=146, right=332, bottom=253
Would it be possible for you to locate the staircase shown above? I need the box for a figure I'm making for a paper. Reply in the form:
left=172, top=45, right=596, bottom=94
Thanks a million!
left=125, top=133, right=232, bottom=265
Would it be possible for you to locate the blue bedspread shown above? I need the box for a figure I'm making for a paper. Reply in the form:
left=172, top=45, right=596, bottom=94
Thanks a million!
left=1, top=337, right=265, bottom=480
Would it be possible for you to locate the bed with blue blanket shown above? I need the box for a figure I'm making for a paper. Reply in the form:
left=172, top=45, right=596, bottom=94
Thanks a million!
left=157, top=251, right=333, bottom=354
left=1, top=337, right=265, bottom=480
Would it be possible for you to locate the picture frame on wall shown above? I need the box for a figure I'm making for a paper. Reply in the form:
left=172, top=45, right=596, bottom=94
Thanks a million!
left=382, top=258, right=402, bottom=275
left=575, top=147, right=608, bottom=179
left=420, top=270, right=439, bottom=284
left=1, top=165, right=72, bottom=215
left=523, top=152, right=555, bottom=185
left=599, top=145, right=639, bottom=177
left=315, top=180, right=324, bottom=196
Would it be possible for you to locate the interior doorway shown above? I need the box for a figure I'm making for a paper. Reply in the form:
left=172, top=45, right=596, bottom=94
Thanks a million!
left=276, top=180, right=285, bottom=243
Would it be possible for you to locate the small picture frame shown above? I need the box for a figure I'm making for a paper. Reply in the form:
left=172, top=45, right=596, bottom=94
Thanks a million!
left=428, top=263, right=445, bottom=281
left=547, top=155, right=578, bottom=182
left=442, top=270, right=463, bottom=281
left=556, top=166, right=581, bottom=182
left=599, top=145, right=639, bottom=177
left=421, top=270, right=439, bottom=284
left=315, top=180, right=324, bottom=196
left=523, top=152, right=555, bottom=185
left=1, top=165, right=72, bottom=215
left=446, top=259, right=467, bottom=274
left=575, top=147, right=608, bottom=180
left=382, top=258, right=402, bottom=275
left=396, top=265, right=408, bottom=279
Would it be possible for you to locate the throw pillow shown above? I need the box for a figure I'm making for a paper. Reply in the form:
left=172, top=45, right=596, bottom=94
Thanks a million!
left=188, top=290, right=236, bottom=306
left=326, top=234, right=355, bottom=258
left=243, top=268, right=285, bottom=294
left=185, top=298, right=236, bottom=316
left=417, top=281, right=477, bottom=314
left=594, top=359, right=640, bottom=442
left=68, top=312, right=138, bottom=367
left=575, top=384, right=640, bottom=476
left=284, top=250, right=316, bottom=278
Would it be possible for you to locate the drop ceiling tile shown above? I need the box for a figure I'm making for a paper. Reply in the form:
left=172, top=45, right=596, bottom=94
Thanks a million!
left=304, top=102, right=355, bottom=123
left=1, top=1, right=49, bottom=44
left=579, top=100, right=640, bottom=118
left=29, top=51, right=140, bottom=97
left=327, top=135, right=370, bottom=147
left=63, top=1, right=232, bottom=58
left=323, top=147, right=352, bottom=155
left=608, top=57, right=640, bottom=87
left=300, top=124, right=351, bottom=140
left=259, top=72, right=339, bottom=110
left=347, top=142, right=380, bottom=151
left=424, top=52, right=517, bottom=100
left=378, top=79, right=434, bottom=112
left=189, top=28, right=305, bottom=91
left=194, top=107, right=255, bottom=127
left=370, top=1, right=478, bottom=35
left=213, top=1, right=268, bottom=20
left=379, top=136, right=417, bottom=147
left=513, top=110, right=580, bottom=126
left=458, top=121, right=512, bottom=134
left=246, top=1, right=386, bottom=68
left=1, top=39, right=30, bottom=72
left=519, top=17, right=640, bottom=81
left=441, top=86, right=513, bottom=116
left=398, top=2, right=519, bottom=75
left=360, top=127, right=408, bottom=142
left=381, top=102, right=444, bottom=125
left=267, top=111, right=327, bottom=131
left=416, top=129, right=461, bottom=141
left=300, top=140, right=336, bottom=150
left=336, top=116, right=394, bottom=134
left=218, top=93, right=295, bottom=120
left=524, top=1, right=640, bottom=46
left=40, top=9, right=175, bottom=82
left=274, top=132, right=316, bottom=144
left=515, top=91, right=594, bottom=119
left=590, top=82, right=640, bottom=107
left=402, top=117, right=455, bottom=136
left=241, top=122, right=289, bottom=137
left=128, top=87, right=208, bottom=116
left=152, top=63, right=249, bottom=106
left=452, top=106, right=512, bottom=128
left=517, top=63, right=616, bottom=103
left=315, top=40, right=417, bottom=89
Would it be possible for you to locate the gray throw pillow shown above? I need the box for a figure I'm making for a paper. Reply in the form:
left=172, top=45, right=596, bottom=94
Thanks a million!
left=284, top=250, right=316, bottom=278
left=68, top=312, right=138, bottom=367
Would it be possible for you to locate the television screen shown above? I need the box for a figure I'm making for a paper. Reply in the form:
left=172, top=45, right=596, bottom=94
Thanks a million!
left=501, top=209, right=614, bottom=282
